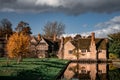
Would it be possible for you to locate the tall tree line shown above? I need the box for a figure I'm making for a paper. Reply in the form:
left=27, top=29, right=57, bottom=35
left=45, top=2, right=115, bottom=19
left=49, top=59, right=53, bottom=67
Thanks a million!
left=0, top=19, right=32, bottom=38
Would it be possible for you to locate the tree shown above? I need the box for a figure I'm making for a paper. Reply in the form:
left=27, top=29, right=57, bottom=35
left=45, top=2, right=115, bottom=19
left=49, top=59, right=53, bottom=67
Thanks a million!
left=6, top=32, right=30, bottom=63
left=74, top=34, right=81, bottom=39
left=15, top=21, right=32, bottom=35
left=43, top=21, right=65, bottom=38
left=108, top=32, right=120, bottom=57
left=0, top=18, right=13, bottom=37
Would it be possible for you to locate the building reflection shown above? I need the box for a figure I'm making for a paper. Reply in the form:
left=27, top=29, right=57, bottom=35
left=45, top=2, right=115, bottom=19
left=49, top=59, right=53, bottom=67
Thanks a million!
left=62, top=62, right=107, bottom=80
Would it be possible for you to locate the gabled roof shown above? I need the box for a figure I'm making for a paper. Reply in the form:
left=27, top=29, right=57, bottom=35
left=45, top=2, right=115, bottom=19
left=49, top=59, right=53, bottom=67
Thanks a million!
left=70, top=38, right=107, bottom=50
left=38, top=37, right=49, bottom=46
left=43, top=38, right=59, bottom=51
left=30, top=36, right=39, bottom=45
left=95, top=38, right=107, bottom=50
left=43, top=38, right=54, bottom=46
left=30, top=36, right=59, bottom=51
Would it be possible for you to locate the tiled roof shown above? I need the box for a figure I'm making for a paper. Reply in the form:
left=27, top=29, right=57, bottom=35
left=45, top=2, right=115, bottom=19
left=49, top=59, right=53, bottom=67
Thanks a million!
left=95, top=38, right=107, bottom=50
left=71, top=38, right=107, bottom=50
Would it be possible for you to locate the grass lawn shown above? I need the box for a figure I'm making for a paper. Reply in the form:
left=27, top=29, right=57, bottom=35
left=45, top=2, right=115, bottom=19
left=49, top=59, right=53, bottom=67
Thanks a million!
left=0, top=58, right=69, bottom=80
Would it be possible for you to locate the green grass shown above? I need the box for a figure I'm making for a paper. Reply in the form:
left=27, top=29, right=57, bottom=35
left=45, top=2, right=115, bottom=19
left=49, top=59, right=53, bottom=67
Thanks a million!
left=0, top=58, right=69, bottom=80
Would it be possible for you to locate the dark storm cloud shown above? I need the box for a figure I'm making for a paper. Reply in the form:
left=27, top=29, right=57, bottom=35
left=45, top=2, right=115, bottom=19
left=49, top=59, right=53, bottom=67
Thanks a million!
left=0, top=0, right=16, bottom=3
left=0, top=0, right=120, bottom=14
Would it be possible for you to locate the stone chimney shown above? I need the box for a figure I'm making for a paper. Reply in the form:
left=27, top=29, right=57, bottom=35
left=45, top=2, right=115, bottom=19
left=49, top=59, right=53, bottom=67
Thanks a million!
left=37, top=33, right=41, bottom=41
left=91, top=32, right=95, bottom=45
left=53, top=33, right=57, bottom=41
left=57, top=37, right=64, bottom=59
left=105, top=38, right=108, bottom=43
left=90, top=32, right=97, bottom=59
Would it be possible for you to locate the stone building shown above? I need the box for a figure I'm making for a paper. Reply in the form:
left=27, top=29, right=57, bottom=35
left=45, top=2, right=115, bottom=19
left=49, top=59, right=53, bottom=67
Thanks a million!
left=29, top=34, right=59, bottom=58
left=57, top=32, right=108, bottom=60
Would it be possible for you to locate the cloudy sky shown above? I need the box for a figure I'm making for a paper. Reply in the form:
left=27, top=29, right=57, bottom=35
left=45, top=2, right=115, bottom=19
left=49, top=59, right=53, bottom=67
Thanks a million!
left=0, top=0, right=120, bottom=37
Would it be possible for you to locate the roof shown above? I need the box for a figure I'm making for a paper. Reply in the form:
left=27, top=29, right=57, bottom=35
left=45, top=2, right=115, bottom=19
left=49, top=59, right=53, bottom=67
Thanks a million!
left=43, top=38, right=59, bottom=51
left=70, top=38, right=107, bottom=50
left=43, top=38, right=54, bottom=46
left=30, top=36, right=59, bottom=51
left=30, top=36, right=39, bottom=45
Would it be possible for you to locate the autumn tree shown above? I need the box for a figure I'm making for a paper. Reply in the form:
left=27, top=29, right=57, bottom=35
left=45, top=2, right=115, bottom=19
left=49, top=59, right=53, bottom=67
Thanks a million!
left=6, top=32, right=30, bottom=63
left=0, top=18, right=13, bottom=37
left=43, top=21, right=65, bottom=38
left=15, top=21, right=32, bottom=35
left=108, top=32, right=120, bottom=57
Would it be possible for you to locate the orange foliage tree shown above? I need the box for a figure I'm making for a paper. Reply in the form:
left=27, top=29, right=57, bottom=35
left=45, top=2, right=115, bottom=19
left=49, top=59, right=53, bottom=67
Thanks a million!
left=6, top=32, right=30, bottom=63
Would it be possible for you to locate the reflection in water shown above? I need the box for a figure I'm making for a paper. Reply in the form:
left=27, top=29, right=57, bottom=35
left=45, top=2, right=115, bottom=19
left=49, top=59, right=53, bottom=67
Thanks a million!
left=61, top=62, right=108, bottom=80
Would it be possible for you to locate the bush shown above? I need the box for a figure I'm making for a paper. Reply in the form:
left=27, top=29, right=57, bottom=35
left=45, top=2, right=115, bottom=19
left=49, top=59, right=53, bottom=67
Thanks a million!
left=109, top=53, right=118, bottom=59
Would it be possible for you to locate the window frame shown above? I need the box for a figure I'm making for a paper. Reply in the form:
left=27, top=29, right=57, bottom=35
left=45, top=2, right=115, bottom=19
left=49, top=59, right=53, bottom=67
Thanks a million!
left=68, top=50, right=73, bottom=54
left=81, top=49, right=86, bottom=53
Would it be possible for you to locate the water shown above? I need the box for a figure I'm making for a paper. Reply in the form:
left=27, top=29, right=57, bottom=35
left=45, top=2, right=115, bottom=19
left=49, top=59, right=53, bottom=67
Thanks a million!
left=60, top=62, right=120, bottom=80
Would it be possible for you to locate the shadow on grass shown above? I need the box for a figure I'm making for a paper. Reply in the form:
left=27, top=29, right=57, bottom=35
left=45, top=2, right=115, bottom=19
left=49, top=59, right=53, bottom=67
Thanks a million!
left=0, top=63, right=67, bottom=80
left=22, top=58, right=67, bottom=69
left=0, top=69, right=50, bottom=80
left=0, top=58, right=68, bottom=80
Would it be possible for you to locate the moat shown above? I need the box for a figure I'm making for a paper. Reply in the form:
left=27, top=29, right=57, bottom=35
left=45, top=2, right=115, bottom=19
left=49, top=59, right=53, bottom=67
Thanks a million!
left=59, top=62, right=120, bottom=80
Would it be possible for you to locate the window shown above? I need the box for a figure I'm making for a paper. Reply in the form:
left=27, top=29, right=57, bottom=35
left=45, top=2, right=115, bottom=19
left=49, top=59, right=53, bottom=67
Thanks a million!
left=81, top=49, right=86, bottom=53
left=68, top=50, right=73, bottom=54
left=81, top=70, right=86, bottom=73
left=81, top=66, right=86, bottom=73
left=98, top=49, right=102, bottom=53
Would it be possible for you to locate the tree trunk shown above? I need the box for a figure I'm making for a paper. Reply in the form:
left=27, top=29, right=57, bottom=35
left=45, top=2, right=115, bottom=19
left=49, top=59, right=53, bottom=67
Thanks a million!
left=6, top=57, right=10, bottom=66
left=17, top=56, right=22, bottom=64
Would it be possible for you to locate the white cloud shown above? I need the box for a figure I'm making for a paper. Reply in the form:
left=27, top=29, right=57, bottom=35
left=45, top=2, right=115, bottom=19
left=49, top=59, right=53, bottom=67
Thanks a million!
left=35, top=0, right=60, bottom=7
left=62, top=16, right=120, bottom=38
left=83, top=16, right=120, bottom=38
left=111, top=16, right=120, bottom=22
left=82, top=24, right=88, bottom=28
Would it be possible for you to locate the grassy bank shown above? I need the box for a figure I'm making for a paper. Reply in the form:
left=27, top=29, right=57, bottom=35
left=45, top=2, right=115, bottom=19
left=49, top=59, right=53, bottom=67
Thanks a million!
left=0, top=58, right=68, bottom=80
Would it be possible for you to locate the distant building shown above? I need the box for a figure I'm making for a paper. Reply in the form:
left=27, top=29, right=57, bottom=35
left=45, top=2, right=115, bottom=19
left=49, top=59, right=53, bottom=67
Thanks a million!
left=29, top=34, right=59, bottom=58
left=0, top=34, right=59, bottom=58
left=57, top=32, right=108, bottom=60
